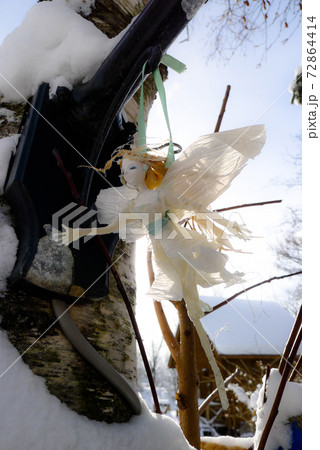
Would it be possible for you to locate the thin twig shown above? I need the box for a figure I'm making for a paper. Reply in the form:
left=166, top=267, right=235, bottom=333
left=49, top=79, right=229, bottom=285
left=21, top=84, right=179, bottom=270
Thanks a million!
left=214, top=85, right=231, bottom=132
left=214, top=199, right=282, bottom=213
left=97, top=238, right=161, bottom=414
left=205, top=271, right=302, bottom=316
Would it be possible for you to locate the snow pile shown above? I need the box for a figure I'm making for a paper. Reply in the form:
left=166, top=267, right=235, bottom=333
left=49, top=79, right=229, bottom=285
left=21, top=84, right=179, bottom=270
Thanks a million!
left=0, top=134, right=19, bottom=195
left=0, top=206, right=18, bottom=294
left=227, top=383, right=261, bottom=412
left=201, top=435, right=254, bottom=449
left=254, top=369, right=302, bottom=450
left=0, top=330, right=194, bottom=450
left=200, top=370, right=301, bottom=449
left=0, top=107, right=20, bottom=124
left=0, top=2, right=126, bottom=101
left=0, top=135, right=19, bottom=293
left=139, top=383, right=179, bottom=422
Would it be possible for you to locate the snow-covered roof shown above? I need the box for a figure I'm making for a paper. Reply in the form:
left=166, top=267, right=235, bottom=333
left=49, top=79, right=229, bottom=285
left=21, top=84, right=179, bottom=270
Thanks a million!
left=200, top=297, right=297, bottom=356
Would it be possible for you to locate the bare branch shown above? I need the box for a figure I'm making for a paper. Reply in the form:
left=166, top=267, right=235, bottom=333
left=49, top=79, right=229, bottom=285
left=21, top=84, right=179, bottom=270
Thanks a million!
left=214, top=85, right=231, bottom=132
left=214, top=199, right=282, bottom=213
left=205, top=271, right=302, bottom=316
left=153, top=301, right=180, bottom=361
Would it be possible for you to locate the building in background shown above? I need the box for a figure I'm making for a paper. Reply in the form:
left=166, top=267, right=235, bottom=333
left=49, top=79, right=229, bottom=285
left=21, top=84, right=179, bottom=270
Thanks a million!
left=169, top=298, right=301, bottom=437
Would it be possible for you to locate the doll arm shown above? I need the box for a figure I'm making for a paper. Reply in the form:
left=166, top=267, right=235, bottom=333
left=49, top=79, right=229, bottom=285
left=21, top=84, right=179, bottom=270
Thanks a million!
left=53, top=218, right=120, bottom=247
left=53, top=209, right=147, bottom=247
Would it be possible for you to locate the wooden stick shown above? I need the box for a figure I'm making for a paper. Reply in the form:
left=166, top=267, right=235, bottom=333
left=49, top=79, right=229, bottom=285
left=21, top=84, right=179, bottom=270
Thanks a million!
left=97, top=238, right=161, bottom=414
left=214, top=85, right=231, bottom=132
left=205, top=271, right=302, bottom=316
left=198, top=368, right=239, bottom=415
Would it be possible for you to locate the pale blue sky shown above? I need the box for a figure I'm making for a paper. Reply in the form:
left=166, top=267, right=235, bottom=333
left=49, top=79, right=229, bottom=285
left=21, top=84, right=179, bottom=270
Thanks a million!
left=0, top=0, right=36, bottom=44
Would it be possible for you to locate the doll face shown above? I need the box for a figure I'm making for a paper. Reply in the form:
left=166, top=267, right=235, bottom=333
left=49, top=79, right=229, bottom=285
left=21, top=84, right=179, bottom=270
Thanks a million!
left=121, top=158, right=148, bottom=189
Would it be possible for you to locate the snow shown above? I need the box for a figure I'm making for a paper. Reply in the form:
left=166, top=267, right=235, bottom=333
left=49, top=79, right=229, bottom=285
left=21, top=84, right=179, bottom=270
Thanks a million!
left=0, top=107, right=19, bottom=123
left=52, top=0, right=96, bottom=16
left=0, top=2, right=126, bottom=101
left=139, top=383, right=179, bottom=423
left=0, top=329, right=194, bottom=450
left=202, top=370, right=301, bottom=449
left=0, top=135, right=19, bottom=294
left=200, top=298, right=298, bottom=356
left=0, top=134, right=19, bottom=195
left=0, top=206, right=18, bottom=294
left=254, top=369, right=302, bottom=450
left=227, top=383, right=260, bottom=412
left=201, top=435, right=254, bottom=449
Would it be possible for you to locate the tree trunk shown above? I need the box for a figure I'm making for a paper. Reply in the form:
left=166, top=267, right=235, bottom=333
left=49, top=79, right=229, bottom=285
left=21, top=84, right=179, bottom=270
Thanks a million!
left=0, top=0, right=162, bottom=423
left=0, top=241, right=137, bottom=422
left=175, top=301, right=201, bottom=450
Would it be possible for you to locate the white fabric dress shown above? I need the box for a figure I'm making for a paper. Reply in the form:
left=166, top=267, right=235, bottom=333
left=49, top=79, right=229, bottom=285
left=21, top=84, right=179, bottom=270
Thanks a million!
left=95, top=125, right=266, bottom=409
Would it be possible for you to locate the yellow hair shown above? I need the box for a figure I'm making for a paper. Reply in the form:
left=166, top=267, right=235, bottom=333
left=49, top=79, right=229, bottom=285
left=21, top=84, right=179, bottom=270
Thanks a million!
left=81, top=146, right=168, bottom=190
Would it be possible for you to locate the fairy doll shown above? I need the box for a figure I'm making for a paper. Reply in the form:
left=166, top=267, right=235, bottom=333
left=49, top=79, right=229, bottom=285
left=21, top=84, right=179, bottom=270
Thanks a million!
left=55, top=124, right=266, bottom=409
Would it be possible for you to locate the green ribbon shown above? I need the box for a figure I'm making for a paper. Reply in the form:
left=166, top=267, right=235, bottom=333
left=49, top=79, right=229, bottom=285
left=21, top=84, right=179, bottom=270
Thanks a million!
left=137, top=54, right=186, bottom=168
left=147, top=210, right=170, bottom=236
left=160, top=54, right=187, bottom=74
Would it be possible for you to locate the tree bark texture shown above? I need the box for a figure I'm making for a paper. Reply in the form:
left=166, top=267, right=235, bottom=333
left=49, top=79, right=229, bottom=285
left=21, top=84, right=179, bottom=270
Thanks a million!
left=0, top=241, right=137, bottom=423
left=175, top=301, right=201, bottom=450
left=0, top=0, right=163, bottom=423
left=149, top=249, right=201, bottom=448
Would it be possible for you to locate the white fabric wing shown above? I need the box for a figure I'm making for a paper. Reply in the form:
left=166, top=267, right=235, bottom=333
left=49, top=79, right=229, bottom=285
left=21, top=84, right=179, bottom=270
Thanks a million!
left=161, top=125, right=266, bottom=209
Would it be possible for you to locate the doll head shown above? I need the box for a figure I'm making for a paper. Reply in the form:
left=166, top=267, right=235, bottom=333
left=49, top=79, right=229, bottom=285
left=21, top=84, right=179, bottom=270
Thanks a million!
left=96, top=146, right=169, bottom=190
left=121, top=158, right=148, bottom=189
